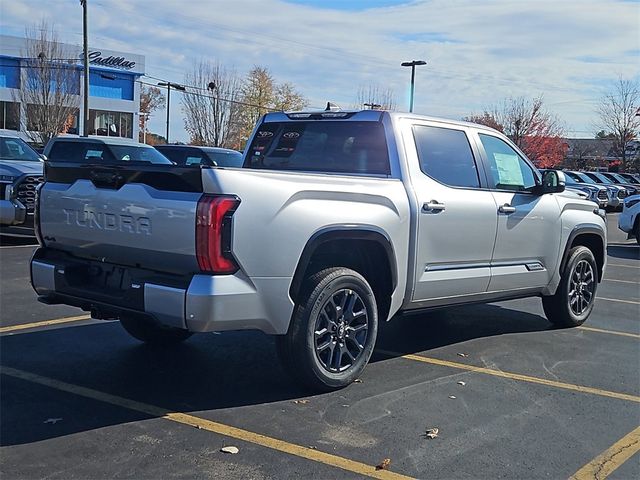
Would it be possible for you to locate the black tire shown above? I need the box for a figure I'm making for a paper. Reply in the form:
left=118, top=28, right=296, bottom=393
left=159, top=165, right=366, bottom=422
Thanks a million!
left=119, top=315, right=192, bottom=345
left=635, top=219, right=640, bottom=246
left=276, top=267, right=378, bottom=392
left=542, top=246, right=598, bottom=327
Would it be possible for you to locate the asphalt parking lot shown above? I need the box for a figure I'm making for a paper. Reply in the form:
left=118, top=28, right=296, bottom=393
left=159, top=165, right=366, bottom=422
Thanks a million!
left=1, top=214, right=638, bottom=480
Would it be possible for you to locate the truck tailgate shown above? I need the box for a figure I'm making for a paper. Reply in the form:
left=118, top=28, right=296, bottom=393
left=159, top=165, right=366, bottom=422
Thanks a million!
left=39, top=164, right=203, bottom=274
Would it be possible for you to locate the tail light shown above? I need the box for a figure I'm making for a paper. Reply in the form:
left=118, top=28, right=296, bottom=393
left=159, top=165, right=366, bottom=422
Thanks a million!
left=196, top=194, right=240, bottom=274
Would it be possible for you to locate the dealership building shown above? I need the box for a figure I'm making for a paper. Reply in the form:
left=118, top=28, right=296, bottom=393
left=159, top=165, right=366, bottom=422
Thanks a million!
left=0, top=35, right=145, bottom=142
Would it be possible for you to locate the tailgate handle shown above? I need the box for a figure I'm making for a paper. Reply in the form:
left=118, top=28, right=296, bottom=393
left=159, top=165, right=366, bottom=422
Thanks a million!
left=89, top=170, right=124, bottom=188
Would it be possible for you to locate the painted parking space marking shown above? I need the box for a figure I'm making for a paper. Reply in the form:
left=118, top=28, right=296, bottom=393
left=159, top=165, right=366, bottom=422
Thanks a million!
left=597, top=296, right=640, bottom=305
left=570, top=425, right=640, bottom=480
left=0, top=366, right=413, bottom=480
left=577, top=326, right=640, bottom=339
left=377, top=351, right=640, bottom=403
left=607, top=263, right=640, bottom=269
left=0, top=315, right=92, bottom=334
left=603, top=278, right=639, bottom=284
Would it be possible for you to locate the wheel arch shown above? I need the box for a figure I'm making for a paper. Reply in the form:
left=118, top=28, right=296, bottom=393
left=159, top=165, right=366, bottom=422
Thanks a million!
left=560, top=226, right=605, bottom=282
left=289, top=225, right=398, bottom=320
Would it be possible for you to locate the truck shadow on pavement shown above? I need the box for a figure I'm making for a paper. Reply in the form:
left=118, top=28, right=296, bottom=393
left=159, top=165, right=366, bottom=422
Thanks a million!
left=1, top=304, right=552, bottom=447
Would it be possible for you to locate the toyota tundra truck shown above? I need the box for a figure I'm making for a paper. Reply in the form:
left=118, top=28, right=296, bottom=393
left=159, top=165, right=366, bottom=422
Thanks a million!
left=31, top=110, right=607, bottom=391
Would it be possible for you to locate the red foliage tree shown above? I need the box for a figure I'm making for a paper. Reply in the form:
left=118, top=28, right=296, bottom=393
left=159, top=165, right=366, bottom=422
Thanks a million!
left=465, top=96, right=566, bottom=168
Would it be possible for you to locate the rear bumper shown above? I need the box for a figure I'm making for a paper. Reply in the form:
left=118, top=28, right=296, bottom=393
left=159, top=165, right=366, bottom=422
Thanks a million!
left=0, top=199, right=27, bottom=226
left=30, top=248, right=294, bottom=335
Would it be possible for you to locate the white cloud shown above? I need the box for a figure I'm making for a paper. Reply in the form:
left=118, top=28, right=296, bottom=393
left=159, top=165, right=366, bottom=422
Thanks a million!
left=1, top=0, right=638, bottom=141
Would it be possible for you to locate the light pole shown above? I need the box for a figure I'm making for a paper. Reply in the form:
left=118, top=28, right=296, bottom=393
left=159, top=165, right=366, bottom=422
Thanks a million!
left=401, top=60, right=426, bottom=113
left=157, top=81, right=185, bottom=143
left=137, top=112, right=150, bottom=144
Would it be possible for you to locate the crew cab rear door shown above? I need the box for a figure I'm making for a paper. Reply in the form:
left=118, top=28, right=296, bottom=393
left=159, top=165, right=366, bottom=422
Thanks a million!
left=403, top=120, right=498, bottom=305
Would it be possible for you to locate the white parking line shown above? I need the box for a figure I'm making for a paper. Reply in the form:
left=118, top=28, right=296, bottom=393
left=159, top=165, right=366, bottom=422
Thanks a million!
left=0, top=244, right=38, bottom=249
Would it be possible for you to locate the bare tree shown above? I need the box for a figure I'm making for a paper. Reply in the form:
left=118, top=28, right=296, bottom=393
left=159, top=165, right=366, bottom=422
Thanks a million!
left=13, top=22, right=81, bottom=146
left=596, top=77, right=640, bottom=171
left=181, top=60, right=242, bottom=147
left=354, top=85, right=396, bottom=110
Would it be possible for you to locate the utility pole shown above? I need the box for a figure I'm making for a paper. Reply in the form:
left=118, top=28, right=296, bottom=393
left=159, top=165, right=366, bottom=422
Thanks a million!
left=401, top=60, right=426, bottom=113
left=81, top=0, right=90, bottom=136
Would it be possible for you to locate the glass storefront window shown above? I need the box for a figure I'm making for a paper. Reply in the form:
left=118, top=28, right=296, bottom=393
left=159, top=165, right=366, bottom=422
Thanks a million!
left=0, top=101, right=20, bottom=130
left=88, top=109, right=133, bottom=138
left=26, top=104, right=79, bottom=135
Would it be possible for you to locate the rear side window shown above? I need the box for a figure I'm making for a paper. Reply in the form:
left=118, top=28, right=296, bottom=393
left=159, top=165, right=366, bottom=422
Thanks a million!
left=245, top=121, right=390, bottom=175
left=207, top=151, right=243, bottom=167
left=413, top=125, right=480, bottom=188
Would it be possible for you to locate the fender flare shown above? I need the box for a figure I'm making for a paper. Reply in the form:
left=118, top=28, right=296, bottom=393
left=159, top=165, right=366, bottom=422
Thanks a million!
left=289, top=225, right=397, bottom=301
left=560, top=225, right=606, bottom=281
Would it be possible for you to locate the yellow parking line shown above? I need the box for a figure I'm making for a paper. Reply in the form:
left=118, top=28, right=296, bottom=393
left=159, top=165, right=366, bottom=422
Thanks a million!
left=570, top=425, right=640, bottom=480
left=0, top=366, right=413, bottom=480
left=577, top=326, right=640, bottom=339
left=0, top=315, right=92, bottom=334
left=377, top=351, right=640, bottom=404
left=597, top=297, right=640, bottom=305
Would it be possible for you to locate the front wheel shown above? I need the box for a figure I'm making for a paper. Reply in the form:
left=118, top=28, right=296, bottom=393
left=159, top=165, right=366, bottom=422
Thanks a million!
left=120, top=315, right=192, bottom=345
left=542, top=246, right=598, bottom=327
left=276, top=267, right=378, bottom=392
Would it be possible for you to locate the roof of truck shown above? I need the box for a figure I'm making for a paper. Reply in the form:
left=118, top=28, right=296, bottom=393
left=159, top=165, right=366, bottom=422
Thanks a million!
left=48, top=135, right=154, bottom=147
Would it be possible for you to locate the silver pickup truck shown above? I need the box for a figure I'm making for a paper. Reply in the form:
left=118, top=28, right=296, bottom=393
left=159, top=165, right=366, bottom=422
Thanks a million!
left=31, top=110, right=607, bottom=391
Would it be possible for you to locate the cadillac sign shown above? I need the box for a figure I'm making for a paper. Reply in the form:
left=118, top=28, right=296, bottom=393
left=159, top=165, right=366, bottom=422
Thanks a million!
left=81, top=50, right=137, bottom=71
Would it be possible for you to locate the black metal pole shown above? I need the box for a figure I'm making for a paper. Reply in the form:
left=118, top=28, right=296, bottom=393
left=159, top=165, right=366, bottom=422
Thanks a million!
left=82, top=0, right=90, bottom=136
left=409, top=65, right=416, bottom=113
left=165, top=84, right=170, bottom=143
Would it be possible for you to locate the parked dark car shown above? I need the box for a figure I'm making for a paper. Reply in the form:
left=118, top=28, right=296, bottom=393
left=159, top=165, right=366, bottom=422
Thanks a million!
left=155, top=145, right=243, bottom=167
left=599, top=172, right=639, bottom=196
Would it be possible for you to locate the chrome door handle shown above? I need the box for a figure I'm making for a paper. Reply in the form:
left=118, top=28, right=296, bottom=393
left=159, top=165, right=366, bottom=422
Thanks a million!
left=498, top=204, right=516, bottom=214
left=422, top=201, right=446, bottom=212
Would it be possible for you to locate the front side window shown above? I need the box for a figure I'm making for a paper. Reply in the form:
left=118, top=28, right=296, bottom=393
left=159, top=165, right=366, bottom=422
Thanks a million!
left=412, top=125, right=480, bottom=188
left=479, top=134, right=538, bottom=191
left=245, top=121, right=390, bottom=175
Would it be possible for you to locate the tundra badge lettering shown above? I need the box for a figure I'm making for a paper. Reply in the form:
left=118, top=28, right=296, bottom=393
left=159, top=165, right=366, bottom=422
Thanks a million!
left=63, top=208, right=152, bottom=235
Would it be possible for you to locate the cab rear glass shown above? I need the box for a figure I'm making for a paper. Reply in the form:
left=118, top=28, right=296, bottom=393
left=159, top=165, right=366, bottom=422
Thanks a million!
left=48, top=141, right=172, bottom=164
left=245, top=121, right=390, bottom=175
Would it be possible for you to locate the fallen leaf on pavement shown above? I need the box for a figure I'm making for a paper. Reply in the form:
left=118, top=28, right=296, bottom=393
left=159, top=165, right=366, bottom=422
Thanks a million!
left=220, top=446, right=239, bottom=454
left=43, top=418, right=62, bottom=424
left=425, top=427, right=439, bottom=439
left=457, top=381, right=466, bottom=386
left=448, top=395, right=456, bottom=399
left=457, top=353, right=469, bottom=358
left=354, top=379, right=363, bottom=383
left=293, top=399, right=309, bottom=404
left=376, top=458, right=391, bottom=470
left=308, top=446, right=317, bottom=450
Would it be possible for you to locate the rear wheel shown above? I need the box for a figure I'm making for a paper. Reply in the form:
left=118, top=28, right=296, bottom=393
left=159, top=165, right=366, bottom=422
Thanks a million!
left=635, top=218, right=640, bottom=246
left=276, top=267, right=378, bottom=392
left=542, top=246, right=598, bottom=327
left=119, top=315, right=192, bottom=345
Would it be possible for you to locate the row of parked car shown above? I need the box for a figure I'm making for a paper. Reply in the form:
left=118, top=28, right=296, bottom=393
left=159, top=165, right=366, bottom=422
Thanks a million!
left=1, top=129, right=640, bottom=244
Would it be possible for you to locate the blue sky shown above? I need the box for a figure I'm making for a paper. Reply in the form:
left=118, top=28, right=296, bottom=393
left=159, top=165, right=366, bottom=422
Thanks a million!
left=1, top=0, right=639, bottom=142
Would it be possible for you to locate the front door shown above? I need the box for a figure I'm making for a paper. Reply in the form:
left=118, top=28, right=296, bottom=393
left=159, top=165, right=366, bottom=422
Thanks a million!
left=475, top=133, right=562, bottom=292
left=409, top=123, right=498, bottom=305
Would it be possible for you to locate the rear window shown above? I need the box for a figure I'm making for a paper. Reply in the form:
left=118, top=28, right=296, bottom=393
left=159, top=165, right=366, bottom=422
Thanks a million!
left=245, top=121, right=390, bottom=175
left=48, top=141, right=172, bottom=164
left=207, top=150, right=243, bottom=167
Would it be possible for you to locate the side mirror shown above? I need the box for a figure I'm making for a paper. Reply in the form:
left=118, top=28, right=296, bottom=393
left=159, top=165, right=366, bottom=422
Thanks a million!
left=39, top=154, right=47, bottom=161
left=535, top=170, right=565, bottom=195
